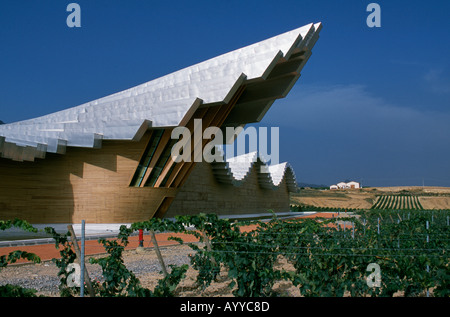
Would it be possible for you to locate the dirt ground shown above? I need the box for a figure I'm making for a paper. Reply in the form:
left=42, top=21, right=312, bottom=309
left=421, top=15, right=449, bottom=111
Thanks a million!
left=291, top=188, right=376, bottom=209
left=419, top=197, right=450, bottom=210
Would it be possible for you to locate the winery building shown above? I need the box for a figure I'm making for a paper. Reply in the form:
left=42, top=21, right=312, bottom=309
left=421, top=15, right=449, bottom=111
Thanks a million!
left=0, top=23, right=321, bottom=224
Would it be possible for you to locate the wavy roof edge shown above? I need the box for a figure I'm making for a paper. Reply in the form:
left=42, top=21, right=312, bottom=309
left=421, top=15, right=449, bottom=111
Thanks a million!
left=211, top=150, right=298, bottom=192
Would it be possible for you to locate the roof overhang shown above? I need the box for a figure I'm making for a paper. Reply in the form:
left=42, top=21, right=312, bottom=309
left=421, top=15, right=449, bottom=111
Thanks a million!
left=0, top=23, right=322, bottom=162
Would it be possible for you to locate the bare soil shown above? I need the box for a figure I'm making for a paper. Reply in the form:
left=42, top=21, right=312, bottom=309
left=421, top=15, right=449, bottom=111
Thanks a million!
left=420, top=197, right=450, bottom=210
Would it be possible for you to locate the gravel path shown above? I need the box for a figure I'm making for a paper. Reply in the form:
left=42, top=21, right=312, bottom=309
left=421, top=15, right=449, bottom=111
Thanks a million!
left=0, top=244, right=194, bottom=297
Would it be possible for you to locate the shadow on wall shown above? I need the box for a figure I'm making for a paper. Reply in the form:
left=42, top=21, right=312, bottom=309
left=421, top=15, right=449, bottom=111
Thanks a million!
left=0, top=152, right=76, bottom=224
left=0, top=134, right=164, bottom=225
left=0, top=146, right=123, bottom=224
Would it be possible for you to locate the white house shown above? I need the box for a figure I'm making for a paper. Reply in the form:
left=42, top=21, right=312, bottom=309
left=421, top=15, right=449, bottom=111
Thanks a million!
left=346, top=181, right=360, bottom=189
left=330, top=181, right=361, bottom=190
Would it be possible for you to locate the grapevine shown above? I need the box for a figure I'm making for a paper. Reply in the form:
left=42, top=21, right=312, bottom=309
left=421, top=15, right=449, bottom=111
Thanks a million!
left=1, top=211, right=449, bottom=297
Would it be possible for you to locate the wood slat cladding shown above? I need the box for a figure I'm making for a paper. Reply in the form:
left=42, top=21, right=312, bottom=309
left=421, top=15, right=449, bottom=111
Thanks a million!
left=0, top=132, right=178, bottom=224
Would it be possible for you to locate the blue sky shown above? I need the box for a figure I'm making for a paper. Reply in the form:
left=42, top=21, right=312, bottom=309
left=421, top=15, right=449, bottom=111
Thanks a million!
left=1, top=0, right=449, bottom=187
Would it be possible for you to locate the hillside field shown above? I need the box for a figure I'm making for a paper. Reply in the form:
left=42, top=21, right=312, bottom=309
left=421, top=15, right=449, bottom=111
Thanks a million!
left=291, top=186, right=450, bottom=210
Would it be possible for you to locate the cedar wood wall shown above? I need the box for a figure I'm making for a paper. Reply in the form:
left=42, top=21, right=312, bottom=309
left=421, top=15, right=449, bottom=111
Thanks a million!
left=0, top=131, right=291, bottom=224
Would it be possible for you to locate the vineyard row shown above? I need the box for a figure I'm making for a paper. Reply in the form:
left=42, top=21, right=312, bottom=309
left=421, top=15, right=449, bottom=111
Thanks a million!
left=371, top=195, right=424, bottom=210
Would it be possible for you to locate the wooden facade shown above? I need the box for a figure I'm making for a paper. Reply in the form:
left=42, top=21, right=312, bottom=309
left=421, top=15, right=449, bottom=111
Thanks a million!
left=0, top=129, right=292, bottom=224
left=0, top=133, right=178, bottom=224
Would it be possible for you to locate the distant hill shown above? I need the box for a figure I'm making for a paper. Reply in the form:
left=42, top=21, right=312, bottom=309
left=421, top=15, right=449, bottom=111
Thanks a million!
left=298, top=182, right=328, bottom=189
left=0, top=120, right=4, bottom=125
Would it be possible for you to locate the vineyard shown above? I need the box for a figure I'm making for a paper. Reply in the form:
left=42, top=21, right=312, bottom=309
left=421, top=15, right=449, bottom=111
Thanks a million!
left=291, top=186, right=450, bottom=211
left=1, top=210, right=449, bottom=297
left=372, top=195, right=424, bottom=210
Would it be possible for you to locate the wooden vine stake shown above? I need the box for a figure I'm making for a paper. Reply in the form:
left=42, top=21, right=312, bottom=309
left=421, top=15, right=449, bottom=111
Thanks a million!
left=202, top=230, right=217, bottom=266
left=149, top=230, right=168, bottom=277
left=67, top=225, right=95, bottom=297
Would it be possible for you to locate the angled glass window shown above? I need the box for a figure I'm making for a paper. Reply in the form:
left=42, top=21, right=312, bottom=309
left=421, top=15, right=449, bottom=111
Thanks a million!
left=130, top=129, right=164, bottom=187
left=160, top=163, right=177, bottom=187
left=144, top=138, right=178, bottom=187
